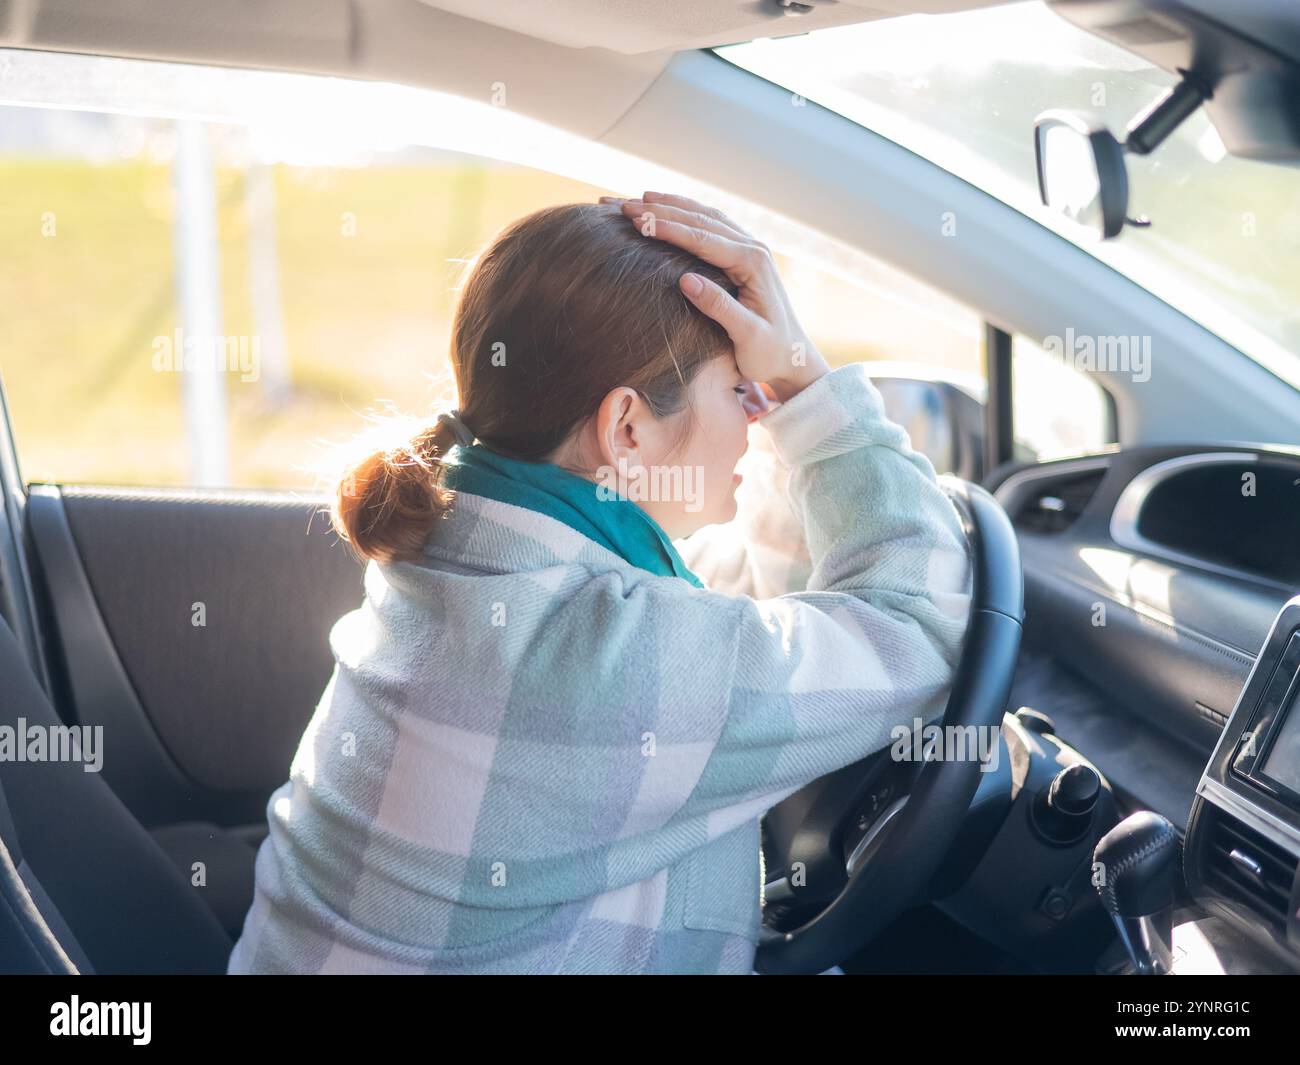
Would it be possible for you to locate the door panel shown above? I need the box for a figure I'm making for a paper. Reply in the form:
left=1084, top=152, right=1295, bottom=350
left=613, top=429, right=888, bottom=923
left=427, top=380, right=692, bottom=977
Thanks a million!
left=25, top=484, right=363, bottom=831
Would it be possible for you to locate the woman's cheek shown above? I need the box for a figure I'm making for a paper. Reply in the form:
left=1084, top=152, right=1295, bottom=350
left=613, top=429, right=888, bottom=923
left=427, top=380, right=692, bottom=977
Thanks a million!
left=718, top=407, right=748, bottom=519
left=693, top=394, right=746, bottom=522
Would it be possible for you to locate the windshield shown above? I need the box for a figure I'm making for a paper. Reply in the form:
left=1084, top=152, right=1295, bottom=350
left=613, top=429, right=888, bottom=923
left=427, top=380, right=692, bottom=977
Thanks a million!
left=716, top=0, right=1300, bottom=391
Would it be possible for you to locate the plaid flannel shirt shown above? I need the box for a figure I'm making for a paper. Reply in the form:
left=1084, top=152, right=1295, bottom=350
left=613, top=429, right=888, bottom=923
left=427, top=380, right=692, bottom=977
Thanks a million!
left=227, top=363, right=973, bottom=975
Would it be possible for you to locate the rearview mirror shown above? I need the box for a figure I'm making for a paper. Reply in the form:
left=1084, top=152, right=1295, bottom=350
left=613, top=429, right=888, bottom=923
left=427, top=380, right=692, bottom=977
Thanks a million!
left=1033, top=78, right=1207, bottom=241
left=1033, top=111, right=1128, bottom=240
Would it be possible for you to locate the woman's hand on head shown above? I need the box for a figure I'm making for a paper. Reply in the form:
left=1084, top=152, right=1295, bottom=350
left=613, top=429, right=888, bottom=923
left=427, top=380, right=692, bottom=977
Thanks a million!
left=604, top=191, right=830, bottom=402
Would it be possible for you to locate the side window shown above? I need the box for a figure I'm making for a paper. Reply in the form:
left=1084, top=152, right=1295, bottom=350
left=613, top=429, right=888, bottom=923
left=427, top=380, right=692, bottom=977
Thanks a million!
left=0, top=98, right=608, bottom=490
left=763, top=227, right=1116, bottom=474
left=765, top=242, right=985, bottom=479
left=1012, top=334, right=1117, bottom=460
left=0, top=45, right=983, bottom=491
left=0, top=49, right=1109, bottom=491
left=775, top=250, right=982, bottom=381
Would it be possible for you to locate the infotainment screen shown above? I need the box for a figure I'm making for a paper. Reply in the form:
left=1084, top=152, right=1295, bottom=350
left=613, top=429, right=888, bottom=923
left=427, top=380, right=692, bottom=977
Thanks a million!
left=1232, top=631, right=1300, bottom=805
left=1227, top=631, right=1300, bottom=801
left=1261, top=681, right=1300, bottom=796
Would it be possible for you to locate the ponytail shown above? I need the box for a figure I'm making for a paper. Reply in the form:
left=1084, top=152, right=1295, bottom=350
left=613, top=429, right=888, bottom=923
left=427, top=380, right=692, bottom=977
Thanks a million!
left=331, top=416, right=460, bottom=564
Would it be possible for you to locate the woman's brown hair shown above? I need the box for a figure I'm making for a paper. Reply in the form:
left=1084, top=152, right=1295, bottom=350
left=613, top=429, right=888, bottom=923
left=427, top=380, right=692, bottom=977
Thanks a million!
left=331, top=202, right=739, bottom=563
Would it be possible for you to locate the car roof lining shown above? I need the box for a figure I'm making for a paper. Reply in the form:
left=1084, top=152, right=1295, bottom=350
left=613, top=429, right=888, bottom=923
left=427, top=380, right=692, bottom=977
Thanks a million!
left=0, top=0, right=1005, bottom=140
left=6, top=1, right=1295, bottom=157
left=409, top=0, right=995, bottom=55
left=2, top=0, right=1003, bottom=60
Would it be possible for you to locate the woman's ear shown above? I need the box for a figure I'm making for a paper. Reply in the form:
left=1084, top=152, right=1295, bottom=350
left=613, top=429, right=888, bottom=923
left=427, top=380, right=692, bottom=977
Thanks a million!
left=593, top=386, right=644, bottom=468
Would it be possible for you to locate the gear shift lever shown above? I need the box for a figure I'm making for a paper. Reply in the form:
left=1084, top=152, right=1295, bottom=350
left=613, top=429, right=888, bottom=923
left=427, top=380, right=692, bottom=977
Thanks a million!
left=1093, top=811, right=1181, bottom=974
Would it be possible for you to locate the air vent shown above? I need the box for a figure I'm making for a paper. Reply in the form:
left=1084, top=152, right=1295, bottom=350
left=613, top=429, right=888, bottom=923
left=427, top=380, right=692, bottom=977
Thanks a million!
left=1013, top=470, right=1105, bottom=534
left=1201, top=807, right=1298, bottom=933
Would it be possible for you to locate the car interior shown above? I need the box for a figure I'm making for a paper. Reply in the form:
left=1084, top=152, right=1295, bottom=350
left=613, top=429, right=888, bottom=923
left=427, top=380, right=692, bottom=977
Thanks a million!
left=1, top=0, right=1299, bottom=977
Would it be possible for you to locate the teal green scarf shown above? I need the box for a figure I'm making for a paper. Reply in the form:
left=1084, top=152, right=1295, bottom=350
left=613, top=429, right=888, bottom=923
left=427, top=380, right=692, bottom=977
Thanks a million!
left=441, top=444, right=704, bottom=588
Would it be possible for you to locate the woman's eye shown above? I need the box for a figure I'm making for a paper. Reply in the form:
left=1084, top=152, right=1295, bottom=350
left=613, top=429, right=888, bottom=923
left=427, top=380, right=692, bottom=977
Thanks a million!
left=732, top=386, right=747, bottom=395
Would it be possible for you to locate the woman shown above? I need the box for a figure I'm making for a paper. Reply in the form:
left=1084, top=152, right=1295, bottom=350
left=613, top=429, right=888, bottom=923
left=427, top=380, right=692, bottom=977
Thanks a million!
left=227, top=192, right=973, bottom=975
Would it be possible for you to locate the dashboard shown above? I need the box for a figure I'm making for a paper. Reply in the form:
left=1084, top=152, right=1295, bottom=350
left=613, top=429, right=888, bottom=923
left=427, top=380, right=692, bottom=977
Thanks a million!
left=990, top=443, right=1300, bottom=968
left=991, top=445, right=1300, bottom=817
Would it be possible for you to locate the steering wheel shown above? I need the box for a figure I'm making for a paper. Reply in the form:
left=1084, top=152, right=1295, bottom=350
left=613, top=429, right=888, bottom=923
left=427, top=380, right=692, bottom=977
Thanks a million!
left=753, top=476, right=1023, bottom=974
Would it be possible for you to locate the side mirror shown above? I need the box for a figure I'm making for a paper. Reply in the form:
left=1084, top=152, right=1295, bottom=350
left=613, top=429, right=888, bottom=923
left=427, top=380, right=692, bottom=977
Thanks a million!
left=1033, top=111, right=1128, bottom=240
left=871, top=375, right=986, bottom=482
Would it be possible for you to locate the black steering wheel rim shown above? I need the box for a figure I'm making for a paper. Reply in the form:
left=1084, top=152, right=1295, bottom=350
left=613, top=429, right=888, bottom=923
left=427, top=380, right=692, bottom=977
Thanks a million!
left=754, top=476, right=1024, bottom=974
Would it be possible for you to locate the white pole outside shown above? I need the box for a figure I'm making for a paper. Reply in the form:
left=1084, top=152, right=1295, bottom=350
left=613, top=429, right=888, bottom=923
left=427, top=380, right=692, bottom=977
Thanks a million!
left=245, top=161, right=292, bottom=406
left=170, top=119, right=229, bottom=486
